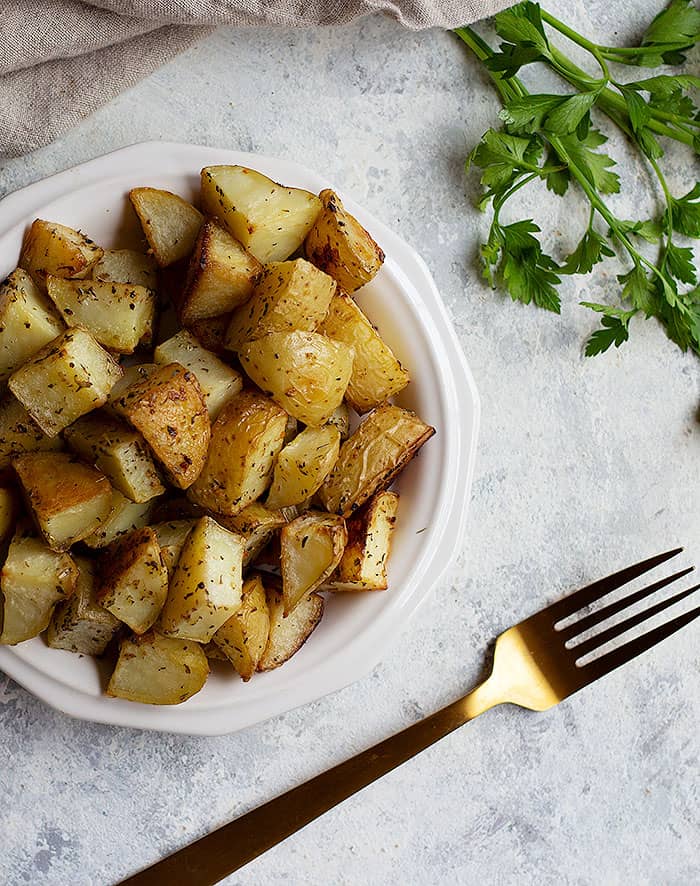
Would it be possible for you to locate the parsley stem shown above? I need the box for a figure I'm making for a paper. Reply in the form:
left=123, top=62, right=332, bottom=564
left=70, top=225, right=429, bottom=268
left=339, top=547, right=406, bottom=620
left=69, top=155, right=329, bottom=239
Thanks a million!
left=539, top=9, right=611, bottom=82
left=453, top=28, right=522, bottom=104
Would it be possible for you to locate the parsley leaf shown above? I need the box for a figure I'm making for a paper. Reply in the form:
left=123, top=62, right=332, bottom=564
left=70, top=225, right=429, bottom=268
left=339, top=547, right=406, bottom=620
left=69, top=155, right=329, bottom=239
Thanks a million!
left=665, top=242, right=697, bottom=285
left=583, top=313, right=633, bottom=356
left=618, top=265, right=658, bottom=315
left=640, top=0, right=700, bottom=64
left=668, top=184, right=700, bottom=238
left=561, top=228, right=615, bottom=275
left=553, top=130, right=621, bottom=195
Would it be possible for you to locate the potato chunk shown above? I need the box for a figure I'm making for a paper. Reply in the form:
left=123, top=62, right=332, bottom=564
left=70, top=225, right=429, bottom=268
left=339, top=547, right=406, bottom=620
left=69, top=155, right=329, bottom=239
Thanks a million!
left=98, top=527, right=169, bottom=634
left=47, top=557, right=120, bottom=655
left=217, top=502, right=286, bottom=566
left=8, top=327, right=122, bottom=437
left=64, top=412, right=165, bottom=503
left=178, top=220, right=262, bottom=323
left=105, top=363, right=157, bottom=410
left=0, top=487, right=18, bottom=545
left=0, top=394, right=63, bottom=470
left=200, top=166, right=321, bottom=263
left=186, top=314, right=231, bottom=355
left=225, top=258, right=336, bottom=352
left=266, top=425, right=340, bottom=510
left=113, top=362, right=210, bottom=489
left=318, top=291, right=410, bottom=413
left=19, top=219, right=103, bottom=292
left=154, top=330, right=242, bottom=418
left=46, top=276, right=155, bottom=354
left=151, top=519, right=195, bottom=577
left=159, top=516, right=244, bottom=643
left=129, top=188, right=203, bottom=267
left=212, top=574, right=270, bottom=680
left=319, top=404, right=434, bottom=517
left=13, top=451, right=113, bottom=551
left=107, top=631, right=209, bottom=705
left=0, top=269, right=64, bottom=383
left=0, top=525, right=78, bottom=644
left=92, top=249, right=158, bottom=289
left=304, top=189, right=384, bottom=292
left=188, top=391, right=287, bottom=516
left=82, top=490, right=153, bottom=549
left=239, top=331, right=353, bottom=427
left=258, top=588, right=324, bottom=671
left=281, top=512, right=347, bottom=615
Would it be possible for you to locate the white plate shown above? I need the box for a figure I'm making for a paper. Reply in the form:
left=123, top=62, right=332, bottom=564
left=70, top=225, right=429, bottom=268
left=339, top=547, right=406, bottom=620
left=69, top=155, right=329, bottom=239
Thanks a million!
left=0, top=142, right=479, bottom=735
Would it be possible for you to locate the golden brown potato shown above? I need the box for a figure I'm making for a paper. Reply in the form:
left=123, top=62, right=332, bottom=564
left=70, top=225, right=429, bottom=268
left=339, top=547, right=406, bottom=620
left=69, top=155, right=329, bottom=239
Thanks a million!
left=258, top=588, right=324, bottom=671
left=224, top=258, right=336, bottom=352
left=304, top=189, right=384, bottom=292
left=92, top=249, right=158, bottom=289
left=187, top=390, right=287, bottom=516
left=82, top=490, right=153, bottom=549
left=151, top=519, right=195, bottom=577
left=318, top=291, right=410, bottom=413
left=159, top=515, right=244, bottom=643
left=217, top=502, right=286, bottom=566
left=98, top=527, right=169, bottom=634
left=0, top=394, right=63, bottom=470
left=319, top=404, right=434, bottom=517
left=13, top=451, right=113, bottom=551
left=178, top=220, right=262, bottom=323
left=200, top=166, right=321, bottom=263
left=105, top=363, right=157, bottom=411
left=203, top=640, right=229, bottom=661
left=0, top=269, right=64, bottom=383
left=113, top=362, right=210, bottom=489
left=239, top=331, right=354, bottom=427
left=129, top=187, right=203, bottom=267
left=326, top=402, right=351, bottom=440
left=46, top=276, right=156, bottom=354
left=107, top=631, right=209, bottom=705
left=280, top=511, right=347, bottom=614
left=8, top=327, right=122, bottom=437
left=266, top=425, right=340, bottom=510
left=19, top=219, right=103, bottom=292
left=47, top=557, right=120, bottom=655
left=186, top=314, right=232, bottom=355
left=212, top=574, right=270, bottom=680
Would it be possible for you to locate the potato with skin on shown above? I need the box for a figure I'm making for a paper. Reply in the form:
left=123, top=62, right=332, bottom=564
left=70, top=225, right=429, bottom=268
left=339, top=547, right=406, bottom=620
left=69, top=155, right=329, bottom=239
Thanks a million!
left=13, top=451, right=113, bottom=552
left=239, top=330, right=354, bottom=427
left=212, top=574, right=270, bottom=680
left=0, top=395, right=63, bottom=470
left=113, top=362, right=210, bottom=489
left=326, top=402, right=351, bottom=440
left=107, top=631, right=209, bottom=705
left=92, top=249, right=158, bottom=290
left=281, top=511, right=347, bottom=615
left=225, top=258, right=336, bottom=353
left=8, top=327, right=123, bottom=437
left=266, top=425, right=340, bottom=510
left=0, top=269, right=64, bottom=383
left=186, top=314, right=231, bottom=355
left=203, top=640, right=229, bottom=661
left=258, top=588, right=324, bottom=672
left=318, top=291, right=410, bottom=413
left=151, top=520, right=195, bottom=577
left=82, top=490, right=153, bottom=549
left=304, top=189, right=385, bottom=293
left=159, top=516, right=245, bottom=643
left=19, top=219, right=103, bottom=292
left=105, top=363, right=157, bottom=411
left=129, top=188, right=204, bottom=267
left=216, top=502, right=286, bottom=566
left=318, top=404, right=435, bottom=517
left=47, top=557, right=120, bottom=655
left=200, top=166, right=321, bottom=263
left=187, top=390, right=287, bottom=516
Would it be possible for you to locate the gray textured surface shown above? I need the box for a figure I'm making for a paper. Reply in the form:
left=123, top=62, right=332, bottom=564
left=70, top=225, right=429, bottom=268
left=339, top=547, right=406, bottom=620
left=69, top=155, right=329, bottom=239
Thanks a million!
left=0, top=4, right=699, bottom=885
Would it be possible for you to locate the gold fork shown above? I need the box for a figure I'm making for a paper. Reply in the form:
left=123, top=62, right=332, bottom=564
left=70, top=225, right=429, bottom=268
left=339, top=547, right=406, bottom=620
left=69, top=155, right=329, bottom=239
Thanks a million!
left=122, top=548, right=699, bottom=886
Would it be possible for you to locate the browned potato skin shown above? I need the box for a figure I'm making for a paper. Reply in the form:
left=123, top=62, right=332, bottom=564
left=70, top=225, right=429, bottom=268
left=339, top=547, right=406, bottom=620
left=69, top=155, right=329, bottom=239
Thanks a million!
left=129, top=188, right=203, bottom=268
left=258, top=588, right=324, bottom=671
left=113, top=362, right=210, bottom=489
left=186, top=314, right=232, bottom=355
left=212, top=574, right=270, bottom=680
left=280, top=511, right=347, bottom=615
left=19, top=219, right=103, bottom=292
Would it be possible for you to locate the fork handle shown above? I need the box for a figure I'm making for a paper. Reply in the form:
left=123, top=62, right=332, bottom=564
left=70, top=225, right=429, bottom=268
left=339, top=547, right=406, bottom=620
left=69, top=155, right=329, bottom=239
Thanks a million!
left=120, top=680, right=500, bottom=886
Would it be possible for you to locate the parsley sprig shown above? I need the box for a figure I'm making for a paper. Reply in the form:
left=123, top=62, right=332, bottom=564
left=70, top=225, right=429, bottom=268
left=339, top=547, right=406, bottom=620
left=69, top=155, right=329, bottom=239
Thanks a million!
left=456, top=1, right=700, bottom=357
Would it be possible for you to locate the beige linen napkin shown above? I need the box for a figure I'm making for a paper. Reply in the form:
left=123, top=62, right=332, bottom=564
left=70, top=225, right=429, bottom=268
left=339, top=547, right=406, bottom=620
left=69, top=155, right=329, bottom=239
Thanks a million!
left=0, top=1, right=511, bottom=158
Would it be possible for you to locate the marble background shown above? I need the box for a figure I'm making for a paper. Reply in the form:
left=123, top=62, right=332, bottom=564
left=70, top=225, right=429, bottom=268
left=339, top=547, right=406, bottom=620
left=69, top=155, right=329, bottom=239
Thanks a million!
left=0, top=1, right=698, bottom=883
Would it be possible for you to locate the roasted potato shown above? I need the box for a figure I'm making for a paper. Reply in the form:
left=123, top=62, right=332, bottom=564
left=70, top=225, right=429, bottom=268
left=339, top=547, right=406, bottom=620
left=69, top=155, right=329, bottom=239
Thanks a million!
left=154, top=330, right=243, bottom=418
left=186, top=313, right=232, bottom=355
left=224, top=258, right=336, bottom=352
left=13, top=451, right=113, bottom=551
left=217, top=502, right=286, bottom=566
left=319, top=404, right=434, bottom=517
left=107, top=631, right=209, bottom=705
left=0, top=394, right=63, bottom=470
left=46, top=276, right=156, bottom=354
left=280, top=511, right=347, bottom=614
left=178, top=220, right=262, bottom=323
left=82, top=490, right=153, bottom=549
left=326, top=402, right=351, bottom=440
left=151, top=519, right=195, bottom=577
left=188, top=390, right=287, bottom=516
left=212, top=574, right=270, bottom=680
left=129, top=188, right=203, bottom=267
left=159, top=515, right=244, bottom=643
left=98, top=527, right=169, bottom=634
left=19, top=219, right=103, bottom=292
left=0, top=269, right=64, bottom=383
left=0, top=524, right=78, bottom=644
left=258, top=588, right=324, bottom=671
left=239, top=330, right=354, bottom=426
left=113, top=362, right=210, bottom=489
left=105, top=363, right=157, bottom=410
left=92, top=249, right=158, bottom=289
left=47, top=557, right=120, bottom=655
left=200, top=166, right=321, bottom=263
left=8, top=327, right=122, bottom=437
left=266, top=425, right=340, bottom=510
left=304, top=189, right=384, bottom=292
left=0, top=487, right=18, bottom=545
left=318, top=291, right=409, bottom=413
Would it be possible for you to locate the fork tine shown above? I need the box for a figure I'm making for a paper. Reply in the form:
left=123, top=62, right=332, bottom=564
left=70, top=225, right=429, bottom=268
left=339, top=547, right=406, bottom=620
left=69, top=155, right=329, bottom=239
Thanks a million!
left=558, top=566, right=695, bottom=642
left=546, top=547, right=683, bottom=623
